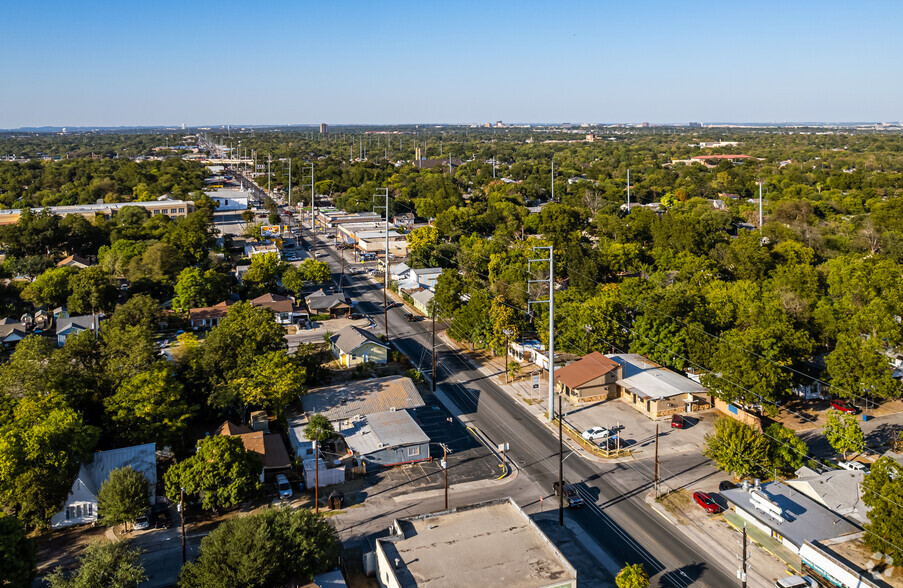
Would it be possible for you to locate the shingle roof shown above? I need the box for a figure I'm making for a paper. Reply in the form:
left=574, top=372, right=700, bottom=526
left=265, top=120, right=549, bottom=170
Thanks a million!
left=56, top=315, right=96, bottom=334
left=214, top=420, right=253, bottom=436
left=303, top=375, right=425, bottom=421
left=217, top=426, right=291, bottom=470
left=330, top=325, right=387, bottom=355
left=786, top=468, right=866, bottom=521
left=57, top=254, right=91, bottom=268
left=307, top=294, right=350, bottom=313
left=554, top=351, right=620, bottom=389
left=343, top=410, right=429, bottom=456
left=250, top=293, right=298, bottom=314
left=0, top=323, right=26, bottom=340
left=188, top=300, right=234, bottom=320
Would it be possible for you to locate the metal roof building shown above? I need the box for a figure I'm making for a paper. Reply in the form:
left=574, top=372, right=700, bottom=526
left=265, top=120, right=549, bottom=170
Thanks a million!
left=302, top=375, right=425, bottom=423
left=343, top=410, right=430, bottom=468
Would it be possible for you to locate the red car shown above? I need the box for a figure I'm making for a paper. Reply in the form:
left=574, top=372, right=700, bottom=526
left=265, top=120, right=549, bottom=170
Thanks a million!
left=693, top=491, right=722, bottom=514
left=671, top=414, right=685, bottom=429
left=830, top=399, right=861, bottom=415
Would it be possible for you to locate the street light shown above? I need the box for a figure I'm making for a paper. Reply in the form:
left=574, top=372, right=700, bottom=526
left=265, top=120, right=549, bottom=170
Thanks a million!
left=584, top=324, right=593, bottom=355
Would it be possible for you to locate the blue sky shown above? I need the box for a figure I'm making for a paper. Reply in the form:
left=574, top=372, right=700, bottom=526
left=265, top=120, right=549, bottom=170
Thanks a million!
left=1, top=0, right=900, bottom=127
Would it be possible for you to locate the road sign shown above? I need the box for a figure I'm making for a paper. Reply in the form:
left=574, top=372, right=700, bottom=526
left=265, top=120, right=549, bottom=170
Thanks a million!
left=532, top=374, right=540, bottom=389
left=497, top=443, right=509, bottom=452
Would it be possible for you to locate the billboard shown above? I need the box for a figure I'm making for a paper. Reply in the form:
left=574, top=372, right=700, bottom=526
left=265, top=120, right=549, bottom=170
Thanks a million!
left=261, top=225, right=280, bottom=237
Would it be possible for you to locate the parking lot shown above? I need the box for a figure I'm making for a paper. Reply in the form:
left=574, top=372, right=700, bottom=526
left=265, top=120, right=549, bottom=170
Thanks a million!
left=560, top=398, right=715, bottom=461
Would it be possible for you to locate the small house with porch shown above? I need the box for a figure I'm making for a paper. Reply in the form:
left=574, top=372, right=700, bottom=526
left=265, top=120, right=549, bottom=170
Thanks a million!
left=329, top=325, right=389, bottom=366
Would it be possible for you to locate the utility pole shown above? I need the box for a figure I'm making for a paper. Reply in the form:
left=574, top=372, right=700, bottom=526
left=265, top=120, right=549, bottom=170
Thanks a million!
left=558, top=393, right=564, bottom=526
left=584, top=324, right=592, bottom=355
left=432, top=301, right=438, bottom=392
left=740, top=524, right=748, bottom=588
left=180, top=487, right=186, bottom=563
left=441, top=443, right=451, bottom=509
left=528, top=246, right=555, bottom=422
left=626, top=168, right=631, bottom=213
left=373, top=188, right=390, bottom=339
left=314, top=433, right=320, bottom=514
left=654, top=423, right=660, bottom=499
left=758, top=181, right=764, bottom=237
left=288, top=158, right=292, bottom=208
left=267, top=154, right=271, bottom=197
left=503, top=328, right=513, bottom=383
left=340, top=246, right=345, bottom=293
left=551, top=156, right=555, bottom=201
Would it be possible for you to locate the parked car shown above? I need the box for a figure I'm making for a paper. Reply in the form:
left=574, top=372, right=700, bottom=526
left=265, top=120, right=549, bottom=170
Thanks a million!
left=152, top=505, right=172, bottom=529
left=552, top=481, right=585, bottom=508
left=133, top=512, right=151, bottom=530
left=718, top=480, right=738, bottom=492
left=581, top=427, right=611, bottom=442
left=838, top=460, right=868, bottom=472
left=776, top=575, right=818, bottom=588
left=671, top=414, right=685, bottom=429
left=693, top=491, right=722, bottom=514
left=276, top=474, right=293, bottom=500
left=830, top=399, right=860, bottom=414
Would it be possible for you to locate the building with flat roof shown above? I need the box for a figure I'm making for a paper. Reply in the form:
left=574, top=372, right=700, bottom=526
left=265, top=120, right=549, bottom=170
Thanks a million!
left=721, top=482, right=861, bottom=554
left=320, top=123, right=328, bottom=134
left=0, top=199, right=194, bottom=225
left=374, top=498, right=576, bottom=588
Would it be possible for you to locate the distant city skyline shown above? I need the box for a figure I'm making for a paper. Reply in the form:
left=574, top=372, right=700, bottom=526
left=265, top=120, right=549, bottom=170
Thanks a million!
left=1, top=0, right=900, bottom=128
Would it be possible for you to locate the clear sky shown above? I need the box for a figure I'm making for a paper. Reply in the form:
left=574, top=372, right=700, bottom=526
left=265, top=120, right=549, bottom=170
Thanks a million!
left=1, top=0, right=900, bottom=127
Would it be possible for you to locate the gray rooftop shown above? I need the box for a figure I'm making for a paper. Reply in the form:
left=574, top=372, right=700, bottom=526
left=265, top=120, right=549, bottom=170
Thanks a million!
left=303, top=375, right=425, bottom=421
left=409, top=289, right=434, bottom=306
left=377, top=498, right=576, bottom=588
left=343, top=410, right=429, bottom=456
left=80, top=443, right=157, bottom=497
left=56, top=315, right=96, bottom=333
left=786, top=467, right=866, bottom=523
left=329, top=325, right=386, bottom=354
left=722, top=482, right=861, bottom=548
left=617, top=367, right=708, bottom=400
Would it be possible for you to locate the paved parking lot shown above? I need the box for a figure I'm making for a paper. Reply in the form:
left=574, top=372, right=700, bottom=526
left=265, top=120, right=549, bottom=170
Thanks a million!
left=560, top=399, right=715, bottom=461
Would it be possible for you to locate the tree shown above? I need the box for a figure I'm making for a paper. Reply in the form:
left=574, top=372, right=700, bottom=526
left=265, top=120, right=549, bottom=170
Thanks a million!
left=105, top=293, right=162, bottom=332
left=703, top=417, right=771, bottom=479
left=164, top=435, right=262, bottom=512
left=242, top=252, right=285, bottom=295
left=0, top=394, right=99, bottom=528
left=173, top=266, right=229, bottom=312
left=860, top=456, right=903, bottom=563
left=826, top=334, right=901, bottom=400
left=100, top=324, right=159, bottom=389
left=234, top=350, right=304, bottom=421
left=616, top=563, right=649, bottom=588
left=764, top=422, right=809, bottom=474
left=20, top=266, right=78, bottom=308
left=305, top=413, right=335, bottom=444
left=178, top=507, right=339, bottom=588
left=67, top=266, right=118, bottom=314
left=824, top=408, right=865, bottom=459
left=105, top=364, right=195, bottom=447
left=45, top=539, right=146, bottom=588
left=97, top=467, right=150, bottom=528
left=407, top=226, right=439, bottom=266
left=488, top=295, right=518, bottom=354
left=0, top=512, right=37, bottom=588
left=298, top=258, right=332, bottom=284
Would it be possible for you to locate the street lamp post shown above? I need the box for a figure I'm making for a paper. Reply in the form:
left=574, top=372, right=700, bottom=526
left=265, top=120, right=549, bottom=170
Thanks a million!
left=584, top=324, right=592, bottom=355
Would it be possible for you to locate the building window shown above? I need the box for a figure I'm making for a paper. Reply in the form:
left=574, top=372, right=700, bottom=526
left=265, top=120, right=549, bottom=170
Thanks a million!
left=179, top=208, right=185, bottom=213
left=76, top=505, right=82, bottom=518
left=87, top=503, right=92, bottom=516
left=407, top=446, right=421, bottom=457
left=65, top=507, right=70, bottom=520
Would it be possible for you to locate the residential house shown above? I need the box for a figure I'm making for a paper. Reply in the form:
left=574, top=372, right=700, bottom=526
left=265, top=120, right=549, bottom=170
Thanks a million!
left=409, top=289, right=434, bottom=316
left=188, top=300, right=234, bottom=330
left=57, top=254, right=91, bottom=269
left=33, top=308, right=49, bottom=330
left=373, top=498, right=577, bottom=588
left=215, top=420, right=291, bottom=481
left=554, top=351, right=621, bottom=404
left=0, top=321, right=27, bottom=347
left=389, top=263, right=412, bottom=283
left=721, top=481, right=860, bottom=555
left=329, top=325, right=389, bottom=366
left=302, top=375, right=425, bottom=427
left=306, top=290, right=351, bottom=318
left=250, top=293, right=308, bottom=324
left=51, top=443, right=156, bottom=528
left=608, top=353, right=712, bottom=418
left=392, top=213, right=415, bottom=228
left=53, top=306, right=69, bottom=322
left=244, top=241, right=281, bottom=259
left=342, top=410, right=430, bottom=469
left=410, top=267, right=442, bottom=290
left=56, top=315, right=97, bottom=346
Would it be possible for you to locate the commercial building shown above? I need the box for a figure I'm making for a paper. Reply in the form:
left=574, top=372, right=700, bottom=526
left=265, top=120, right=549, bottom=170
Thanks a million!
left=373, top=498, right=577, bottom=588
left=206, top=188, right=250, bottom=211
left=320, top=123, right=328, bottom=134
left=315, top=209, right=384, bottom=230
left=0, top=199, right=194, bottom=226
left=303, top=375, right=424, bottom=426
left=555, top=351, right=621, bottom=403
left=608, top=353, right=712, bottom=418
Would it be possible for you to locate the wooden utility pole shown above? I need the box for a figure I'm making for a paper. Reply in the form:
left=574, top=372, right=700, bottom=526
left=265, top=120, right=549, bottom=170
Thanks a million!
left=314, top=435, right=320, bottom=514
left=654, top=424, right=660, bottom=499
left=558, top=393, right=564, bottom=527
left=442, top=443, right=449, bottom=510
left=180, top=487, right=186, bottom=563
left=740, top=524, right=748, bottom=588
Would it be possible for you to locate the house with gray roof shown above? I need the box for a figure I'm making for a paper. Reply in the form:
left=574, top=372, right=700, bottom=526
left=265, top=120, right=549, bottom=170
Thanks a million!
left=51, top=443, right=157, bottom=528
left=0, top=321, right=27, bottom=347
left=329, top=325, right=388, bottom=366
left=306, top=290, right=351, bottom=318
left=342, top=410, right=430, bottom=468
left=56, top=315, right=98, bottom=347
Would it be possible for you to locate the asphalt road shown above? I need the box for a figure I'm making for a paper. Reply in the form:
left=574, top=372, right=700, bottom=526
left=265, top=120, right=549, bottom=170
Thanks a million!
left=306, top=228, right=738, bottom=588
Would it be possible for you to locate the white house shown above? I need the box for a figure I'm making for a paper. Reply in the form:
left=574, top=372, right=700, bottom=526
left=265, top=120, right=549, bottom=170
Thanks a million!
left=389, top=263, right=412, bottom=282
left=411, top=267, right=442, bottom=290
left=51, top=443, right=157, bottom=528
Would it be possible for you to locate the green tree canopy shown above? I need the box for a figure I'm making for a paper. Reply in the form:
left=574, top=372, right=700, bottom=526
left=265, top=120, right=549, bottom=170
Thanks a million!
left=764, top=422, right=809, bottom=474
left=703, top=417, right=770, bottom=479
left=173, top=266, right=229, bottom=312
left=97, top=466, right=150, bottom=527
left=824, top=408, right=865, bottom=459
left=178, top=507, right=339, bottom=588
left=20, top=266, right=79, bottom=308
left=305, top=413, right=335, bottom=444
left=45, top=539, right=146, bottom=588
left=616, top=563, right=650, bottom=588
left=860, top=456, right=903, bottom=563
left=234, top=350, right=304, bottom=421
left=164, top=435, right=262, bottom=512
left=67, top=266, right=118, bottom=314
left=0, top=512, right=37, bottom=588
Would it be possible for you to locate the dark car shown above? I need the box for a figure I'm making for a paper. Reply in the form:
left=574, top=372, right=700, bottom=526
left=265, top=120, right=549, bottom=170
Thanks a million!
left=403, top=312, right=416, bottom=322
left=718, top=480, right=738, bottom=492
left=693, top=491, right=722, bottom=514
left=152, top=505, right=172, bottom=529
left=671, top=414, right=685, bottom=429
left=386, top=302, right=402, bottom=310
left=830, top=399, right=860, bottom=414
left=552, top=481, right=585, bottom=508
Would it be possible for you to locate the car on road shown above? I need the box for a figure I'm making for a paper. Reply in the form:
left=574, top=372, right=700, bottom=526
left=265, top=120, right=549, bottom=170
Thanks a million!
left=581, top=427, right=611, bottom=442
left=552, top=482, right=585, bottom=508
left=386, top=301, right=402, bottom=310
left=151, top=505, right=172, bottom=529
left=718, top=480, right=738, bottom=492
left=693, top=491, right=722, bottom=514
left=133, top=512, right=151, bottom=530
left=838, top=460, right=868, bottom=472
left=276, top=474, right=293, bottom=499
left=403, top=312, right=417, bottom=322
left=830, top=399, right=860, bottom=414
left=671, top=414, right=685, bottom=429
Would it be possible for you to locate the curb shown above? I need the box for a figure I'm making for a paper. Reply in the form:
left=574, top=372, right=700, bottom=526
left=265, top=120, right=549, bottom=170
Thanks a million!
left=466, top=425, right=516, bottom=480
